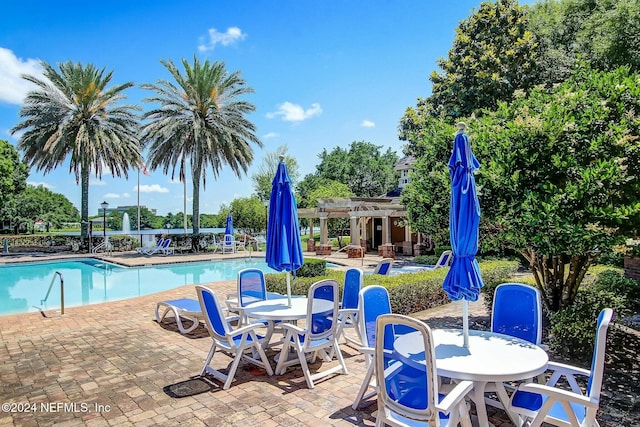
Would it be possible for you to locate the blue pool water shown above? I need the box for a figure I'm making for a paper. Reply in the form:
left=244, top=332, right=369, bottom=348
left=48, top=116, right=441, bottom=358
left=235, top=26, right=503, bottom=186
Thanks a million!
left=0, top=258, right=278, bottom=316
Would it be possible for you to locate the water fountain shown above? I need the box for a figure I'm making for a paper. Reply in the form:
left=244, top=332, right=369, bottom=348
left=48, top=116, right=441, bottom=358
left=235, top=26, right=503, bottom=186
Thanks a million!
left=122, top=213, right=131, bottom=235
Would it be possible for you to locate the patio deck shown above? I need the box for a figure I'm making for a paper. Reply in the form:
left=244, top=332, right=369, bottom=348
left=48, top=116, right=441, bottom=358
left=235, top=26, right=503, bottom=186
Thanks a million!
left=0, top=251, right=513, bottom=426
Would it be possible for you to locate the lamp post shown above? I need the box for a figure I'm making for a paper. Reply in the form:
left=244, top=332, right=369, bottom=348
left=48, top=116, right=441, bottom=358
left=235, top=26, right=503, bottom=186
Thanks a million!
left=100, top=201, right=109, bottom=239
left=263, top=200, right=269, bottom=235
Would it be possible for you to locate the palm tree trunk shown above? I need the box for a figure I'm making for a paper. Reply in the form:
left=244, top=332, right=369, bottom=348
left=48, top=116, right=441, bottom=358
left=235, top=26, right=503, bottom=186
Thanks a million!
left=191, top=165, right=200, bottom=237
left=80, top=165, right=90, bottom=245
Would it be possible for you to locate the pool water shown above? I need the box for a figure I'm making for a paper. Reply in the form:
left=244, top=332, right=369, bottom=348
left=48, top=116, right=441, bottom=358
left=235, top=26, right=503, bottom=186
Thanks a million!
left=0, top=258, right=276, bottom=316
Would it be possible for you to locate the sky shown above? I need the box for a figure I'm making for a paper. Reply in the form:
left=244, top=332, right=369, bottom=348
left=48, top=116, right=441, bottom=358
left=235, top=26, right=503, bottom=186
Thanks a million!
left=0, top=0, right=532, bottom=217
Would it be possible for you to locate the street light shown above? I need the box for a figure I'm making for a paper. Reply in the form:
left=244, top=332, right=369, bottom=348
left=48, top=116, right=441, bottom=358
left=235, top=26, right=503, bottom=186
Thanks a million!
left=100, top=201, right=109, bottom=239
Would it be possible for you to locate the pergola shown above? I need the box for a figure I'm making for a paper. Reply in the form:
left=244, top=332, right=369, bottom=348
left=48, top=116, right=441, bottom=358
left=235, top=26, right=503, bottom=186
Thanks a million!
left=298, top=197, right=417, bottom=257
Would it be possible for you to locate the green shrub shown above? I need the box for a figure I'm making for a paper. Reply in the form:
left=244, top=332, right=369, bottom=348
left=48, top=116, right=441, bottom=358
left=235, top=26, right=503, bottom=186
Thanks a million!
left=549, top=285, right=628, bottom=362
left=296, top=258, right=327, bottom=278
left=596, top=249, right=625, bottom=267
left=414, top=255, right=440, bottom=266
left=590, top=270, right=640, bottom=310
left=265, top=259, right=519, bottom=316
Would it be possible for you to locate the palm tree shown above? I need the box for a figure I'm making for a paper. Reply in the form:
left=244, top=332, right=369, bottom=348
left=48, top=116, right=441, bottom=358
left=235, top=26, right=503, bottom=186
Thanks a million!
left=141, top=56, right=262, bottom=239
left=11, top=61, right=142, bottom=244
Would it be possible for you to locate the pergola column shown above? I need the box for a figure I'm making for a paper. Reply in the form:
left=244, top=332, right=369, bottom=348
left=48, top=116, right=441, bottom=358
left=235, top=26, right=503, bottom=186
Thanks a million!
left=349, top=215, right=358, bottom=245
left=319, top=213, right=329, bottom=245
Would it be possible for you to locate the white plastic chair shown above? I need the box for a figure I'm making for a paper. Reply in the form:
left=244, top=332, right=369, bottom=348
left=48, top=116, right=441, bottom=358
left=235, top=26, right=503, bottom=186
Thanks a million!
left=336, top=268, right=364, bottom=348
left=222, top=234, right=235, bottom=254
left=196, top=285, right=273, bottom=390
left=484, top=283, right=547, bottom=410
left=352, top=285, right=392, bottom=409
left=208, top=235, right=222, bottom=253
left=375, top=314, right=473, bottom=427
left=507, top=308, right=614, bottom=427
left=274, top=279, right=347, bottom=389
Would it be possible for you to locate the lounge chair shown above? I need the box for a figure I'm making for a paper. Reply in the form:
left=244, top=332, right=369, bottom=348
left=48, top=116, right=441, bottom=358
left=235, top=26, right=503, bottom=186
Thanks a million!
left=372, top=258, right=394, bottom=275
left=146, top=239, right=172, bottom=256
left=136, top=238, right=164, bottom=255
left=155, top=298, right=203, bottom=334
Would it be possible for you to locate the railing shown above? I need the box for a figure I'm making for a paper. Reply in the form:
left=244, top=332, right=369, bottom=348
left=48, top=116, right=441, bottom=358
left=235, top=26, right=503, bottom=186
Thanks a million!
left=41, top=271, right=65, bottom=315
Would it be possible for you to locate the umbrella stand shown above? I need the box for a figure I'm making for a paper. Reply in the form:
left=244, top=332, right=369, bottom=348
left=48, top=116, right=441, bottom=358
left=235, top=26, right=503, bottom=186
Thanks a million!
left=286, top=271, right=292, bottom=307
left=462, top=300, right=469, bottom=348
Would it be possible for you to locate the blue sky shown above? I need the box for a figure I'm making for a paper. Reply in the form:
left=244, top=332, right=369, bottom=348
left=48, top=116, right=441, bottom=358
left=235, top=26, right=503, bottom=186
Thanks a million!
left=0, top=0, right=527, bottom=217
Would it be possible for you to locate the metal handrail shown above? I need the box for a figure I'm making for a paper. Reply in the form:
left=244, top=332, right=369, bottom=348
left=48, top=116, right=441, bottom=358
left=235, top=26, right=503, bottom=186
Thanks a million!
left=41, top=271, right=65, bottom=315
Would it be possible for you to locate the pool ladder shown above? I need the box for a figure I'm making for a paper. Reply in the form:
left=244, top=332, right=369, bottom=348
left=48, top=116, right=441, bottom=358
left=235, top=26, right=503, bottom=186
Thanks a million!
left=40, top=271, right=65, bottom=315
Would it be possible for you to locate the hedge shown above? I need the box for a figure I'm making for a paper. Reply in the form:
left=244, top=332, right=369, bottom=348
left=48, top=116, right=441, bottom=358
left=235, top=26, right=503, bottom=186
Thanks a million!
left=265, top=259, right=519, bottom=316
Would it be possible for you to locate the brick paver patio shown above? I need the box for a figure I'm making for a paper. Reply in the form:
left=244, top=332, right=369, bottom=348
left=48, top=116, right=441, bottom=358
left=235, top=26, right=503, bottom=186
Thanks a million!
left=0, top=251, right=512, bottom=426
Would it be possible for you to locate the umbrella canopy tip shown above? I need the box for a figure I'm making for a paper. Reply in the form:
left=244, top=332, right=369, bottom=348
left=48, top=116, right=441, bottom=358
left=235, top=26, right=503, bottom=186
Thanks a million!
left=279, top=154, right=285, bottom=162
left=457, top=122, right=466, bottom=132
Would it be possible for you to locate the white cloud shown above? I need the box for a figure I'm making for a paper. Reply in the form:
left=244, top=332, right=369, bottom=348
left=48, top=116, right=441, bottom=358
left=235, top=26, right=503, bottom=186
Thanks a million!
left=198, top=27, right=246, bottom=52
left=0, top=47, right=44, bottom=104
left=27, top=181, right=55, bottom=189
left=104, top=193, right=121, bottom=199
left=135, top=184, right=170, bottom=193
left=262, top=132, right=279, bottom=139
left=90, top=179, right=107, bottom=186
left=122, top=192, right=131, bottom=198
left=361, top=119, right=376, bottom=128
left=266, top=102, right=322, bottom=122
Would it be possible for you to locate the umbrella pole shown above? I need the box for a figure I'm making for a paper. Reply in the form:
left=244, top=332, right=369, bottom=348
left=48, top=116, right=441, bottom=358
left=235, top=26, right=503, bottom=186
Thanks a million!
left=286, top=271, right=292, bottom=307
left=462, top=300, right=469, bottom=348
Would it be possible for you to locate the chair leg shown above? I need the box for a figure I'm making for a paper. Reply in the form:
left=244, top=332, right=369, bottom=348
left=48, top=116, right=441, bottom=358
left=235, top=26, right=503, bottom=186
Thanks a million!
left=250, top=339, right=274, bottom=376
left=201, top=343, right=217, bottom=376
left=333, top=338, right=348, bottom=375
left=296, top=345, right=315, bottom=389
left=352, top=361, right=376, bottom=409
left=275, top=333, right=293, bottom=375
left=223, top=350, right=245, bottom=390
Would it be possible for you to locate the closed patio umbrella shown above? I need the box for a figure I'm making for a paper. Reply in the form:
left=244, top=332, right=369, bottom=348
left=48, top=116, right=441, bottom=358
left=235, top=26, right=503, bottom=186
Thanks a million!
left=266, top=155, right=304, bottom=307
left=442, top=123, right=484, bottom=348
left=225, top=212, right=233, bottom=235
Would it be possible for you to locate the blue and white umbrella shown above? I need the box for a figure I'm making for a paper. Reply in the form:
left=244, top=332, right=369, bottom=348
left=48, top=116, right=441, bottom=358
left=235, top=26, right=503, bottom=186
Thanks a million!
left=266, top=156, right=304, bottom=307
left=442, top=123, right=484, bottom=347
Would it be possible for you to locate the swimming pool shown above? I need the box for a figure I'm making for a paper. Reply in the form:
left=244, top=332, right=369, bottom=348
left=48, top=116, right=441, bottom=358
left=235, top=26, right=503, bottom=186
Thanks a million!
left=0, top=258, right=277, bottom=316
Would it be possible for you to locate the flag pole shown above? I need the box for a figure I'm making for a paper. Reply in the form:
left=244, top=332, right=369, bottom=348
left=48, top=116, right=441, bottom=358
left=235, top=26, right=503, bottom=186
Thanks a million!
left=137, top=168, right=142, bottom=247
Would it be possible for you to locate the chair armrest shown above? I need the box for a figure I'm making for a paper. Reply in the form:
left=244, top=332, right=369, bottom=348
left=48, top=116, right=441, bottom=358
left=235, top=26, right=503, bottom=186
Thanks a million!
left=233, top=322, right=270, bottom=336
left=547, top=361, right=591, bottom=378
left=516, top=383, right=600, bottom=409
left=435, top=380, right=474, bottom=414
left=357, top=346, right=374, bottom=356
left=338, top=308, right=358, bottom=316
left=280, top=322, right=305, bottom=334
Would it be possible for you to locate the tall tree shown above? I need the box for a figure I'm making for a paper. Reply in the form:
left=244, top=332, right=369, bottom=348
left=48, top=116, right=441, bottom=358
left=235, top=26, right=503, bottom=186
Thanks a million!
left=141, top=56, right=262, bottom=240
left=0, top=140, right=28, bottom=227
left=229, top=196, right=266, bottom=235
left=475, top=64, right=640, bottom=311
left=427, top=0, right=539, bottom=119
left=11, top=61, right=141, bottom=243
left=251, top=144, right=299, bottom=202
left=16, top=185, right=79, bottom=229
left=316, top=141, right=398, bottom=197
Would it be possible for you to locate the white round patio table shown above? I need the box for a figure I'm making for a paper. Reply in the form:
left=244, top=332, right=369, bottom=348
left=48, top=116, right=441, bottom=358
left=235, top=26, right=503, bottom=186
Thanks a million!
left=394, top=328, right=548, bottom=427
left=243, top=297, right=310, bottom=321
